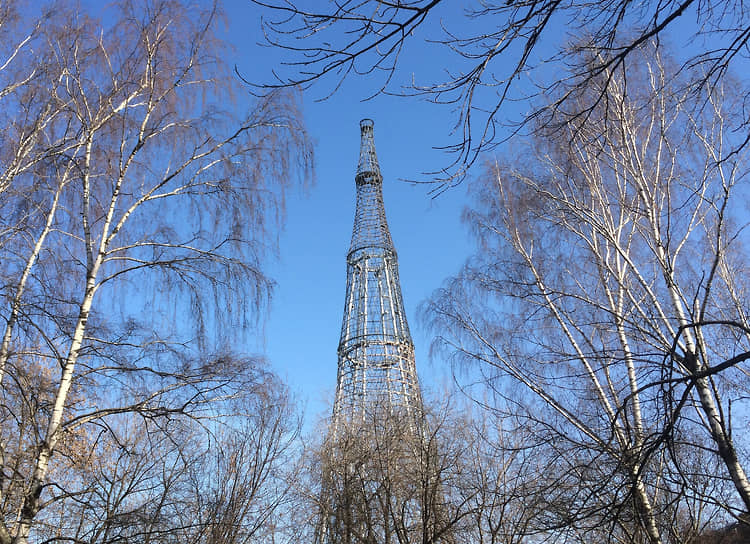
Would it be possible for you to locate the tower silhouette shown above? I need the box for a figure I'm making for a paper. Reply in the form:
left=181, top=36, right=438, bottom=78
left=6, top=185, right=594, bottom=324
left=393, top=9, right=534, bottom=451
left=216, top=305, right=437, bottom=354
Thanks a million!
left=332, top=118, right=423, bottom=431
left=315, top=120, right=448, bottom=544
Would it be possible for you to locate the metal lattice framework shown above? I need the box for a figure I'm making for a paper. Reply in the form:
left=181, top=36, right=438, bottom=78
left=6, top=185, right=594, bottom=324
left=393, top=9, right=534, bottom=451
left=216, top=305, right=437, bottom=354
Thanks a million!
left=314, top=120, right=451, bottom=544
left=331, top=119, right=423, bottom=431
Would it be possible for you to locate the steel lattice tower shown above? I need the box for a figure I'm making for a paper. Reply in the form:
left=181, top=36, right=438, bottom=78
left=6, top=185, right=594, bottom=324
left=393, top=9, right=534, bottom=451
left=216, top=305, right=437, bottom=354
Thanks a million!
left=314, top=120, right=446, bottom=544
left=332, top=118, right=423, bottom=431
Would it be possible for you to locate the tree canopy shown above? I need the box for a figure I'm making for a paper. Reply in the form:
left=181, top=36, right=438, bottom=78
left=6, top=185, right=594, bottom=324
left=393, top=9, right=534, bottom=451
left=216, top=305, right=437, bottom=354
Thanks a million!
left=254, top=0, right=750, bottom=185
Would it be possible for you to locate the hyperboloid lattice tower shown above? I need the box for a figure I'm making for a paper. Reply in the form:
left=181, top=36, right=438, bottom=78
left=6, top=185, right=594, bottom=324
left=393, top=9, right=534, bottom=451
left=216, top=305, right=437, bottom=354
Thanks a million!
left=315, top=120, right=448, bottom=544
left=332, top=118, right=423, bottom=432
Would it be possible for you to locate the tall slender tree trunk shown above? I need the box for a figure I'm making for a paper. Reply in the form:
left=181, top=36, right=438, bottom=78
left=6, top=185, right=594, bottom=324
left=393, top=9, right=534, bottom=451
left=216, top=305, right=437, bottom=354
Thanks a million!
left=13, top=271, right=99, bottom=544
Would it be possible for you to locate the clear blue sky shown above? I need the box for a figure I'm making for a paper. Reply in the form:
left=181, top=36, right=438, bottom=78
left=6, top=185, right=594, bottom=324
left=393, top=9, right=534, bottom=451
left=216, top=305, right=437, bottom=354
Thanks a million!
left=224, top=2, right=473, bottom=421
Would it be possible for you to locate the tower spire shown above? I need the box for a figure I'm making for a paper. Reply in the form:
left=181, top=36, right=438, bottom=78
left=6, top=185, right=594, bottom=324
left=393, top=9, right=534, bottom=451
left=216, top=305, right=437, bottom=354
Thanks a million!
left=349, top=119, right=394, bottom=254
left=356, top=118, right=381, bottom=182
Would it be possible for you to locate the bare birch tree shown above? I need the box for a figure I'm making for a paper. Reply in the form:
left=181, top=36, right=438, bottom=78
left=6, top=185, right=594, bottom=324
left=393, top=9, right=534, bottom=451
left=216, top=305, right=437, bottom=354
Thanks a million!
left=313, top=404, right=455, bottom=544
left=0, top=1, right=311, bottom=542
left=427, top=43, right=750, bottom=542
left=32, top=363, right=300, bottom=544
left=295, top=391, right=547, bottom=544
left=293, top=394, right=478, bottom=544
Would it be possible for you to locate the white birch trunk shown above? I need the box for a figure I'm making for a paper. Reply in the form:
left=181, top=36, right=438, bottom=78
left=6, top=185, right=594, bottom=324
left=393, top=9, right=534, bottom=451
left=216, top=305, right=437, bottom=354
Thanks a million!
left=0, top=181, right=65, bottom=385
left=12, top=271, right=99, bottom=544
left=12, top=134, right=119, bottom=542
